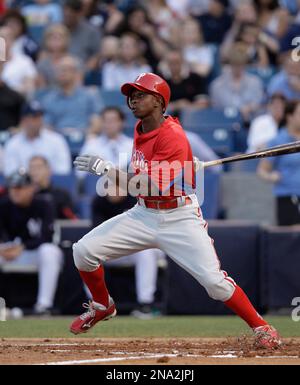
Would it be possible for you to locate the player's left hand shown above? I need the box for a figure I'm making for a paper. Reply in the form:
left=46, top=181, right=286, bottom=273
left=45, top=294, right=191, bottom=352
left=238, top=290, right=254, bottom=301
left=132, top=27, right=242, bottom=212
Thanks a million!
left=74, top=155, right=112, bottom=176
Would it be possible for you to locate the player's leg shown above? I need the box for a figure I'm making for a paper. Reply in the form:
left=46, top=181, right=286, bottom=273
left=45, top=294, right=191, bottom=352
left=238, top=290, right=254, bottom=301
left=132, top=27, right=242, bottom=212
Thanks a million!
left=70, top=206, right=158, bottom=333
left=158, top=201, right=281, bottom=347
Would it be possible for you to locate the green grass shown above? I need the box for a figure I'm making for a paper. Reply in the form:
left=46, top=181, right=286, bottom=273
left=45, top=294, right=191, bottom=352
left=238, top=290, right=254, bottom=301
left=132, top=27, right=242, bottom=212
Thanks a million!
left=0, top=316, right=299, bottom=339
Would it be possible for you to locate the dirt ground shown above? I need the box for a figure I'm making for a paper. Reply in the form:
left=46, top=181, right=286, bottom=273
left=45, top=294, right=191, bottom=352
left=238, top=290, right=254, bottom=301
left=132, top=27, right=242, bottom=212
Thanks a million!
left=0, top=337, right=300, bottom=365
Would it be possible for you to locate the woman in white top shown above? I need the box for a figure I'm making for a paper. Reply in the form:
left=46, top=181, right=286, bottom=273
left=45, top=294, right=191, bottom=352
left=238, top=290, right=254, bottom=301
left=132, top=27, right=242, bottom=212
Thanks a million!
left=101, top=33, right=152, bottom=91
left=247, top=93, right=286, bottom=152
left=179, top=17, right=214, bottom=78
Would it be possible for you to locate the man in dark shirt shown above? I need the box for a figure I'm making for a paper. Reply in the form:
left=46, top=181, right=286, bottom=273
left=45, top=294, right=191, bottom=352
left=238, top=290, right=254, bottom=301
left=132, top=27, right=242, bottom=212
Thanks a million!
left=0, top=170, right=63, bottom=314
left=28, top=156, right=77, bottom=220
left=158, top=49, right=209, bottom=115
left=197, top=0, right=232, bottom=44
left=0, top=62, right=24, bottom=132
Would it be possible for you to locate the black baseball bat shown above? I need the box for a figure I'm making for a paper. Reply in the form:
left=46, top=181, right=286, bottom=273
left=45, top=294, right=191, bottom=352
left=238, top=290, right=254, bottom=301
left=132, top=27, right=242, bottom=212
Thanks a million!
left=204, top=140, right=300, bottom=168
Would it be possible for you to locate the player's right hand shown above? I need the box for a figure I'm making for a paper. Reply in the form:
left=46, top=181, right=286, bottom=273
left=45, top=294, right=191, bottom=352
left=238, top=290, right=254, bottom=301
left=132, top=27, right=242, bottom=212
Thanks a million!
left=73, top=155, right=112, bottom=176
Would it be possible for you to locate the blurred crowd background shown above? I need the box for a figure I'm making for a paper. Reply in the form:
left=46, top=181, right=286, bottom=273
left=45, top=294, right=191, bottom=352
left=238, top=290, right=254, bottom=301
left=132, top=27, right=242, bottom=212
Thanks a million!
left=0, top=0, right=299, bottom=220
left=0, top=0, right=300, bottom=318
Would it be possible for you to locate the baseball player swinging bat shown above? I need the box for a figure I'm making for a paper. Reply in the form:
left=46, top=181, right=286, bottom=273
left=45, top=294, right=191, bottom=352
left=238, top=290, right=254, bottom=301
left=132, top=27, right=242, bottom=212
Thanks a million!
left=71, top=72, right=282, bottom=348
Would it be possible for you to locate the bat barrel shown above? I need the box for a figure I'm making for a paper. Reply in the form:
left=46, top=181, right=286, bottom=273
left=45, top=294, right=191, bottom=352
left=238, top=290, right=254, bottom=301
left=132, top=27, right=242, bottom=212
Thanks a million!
left=204, top=140, right=300, bottom=168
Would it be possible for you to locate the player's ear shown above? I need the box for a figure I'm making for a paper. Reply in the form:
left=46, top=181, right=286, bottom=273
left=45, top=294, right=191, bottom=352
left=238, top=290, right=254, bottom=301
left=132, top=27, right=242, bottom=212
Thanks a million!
left=154, top=95, right=164, bottom=111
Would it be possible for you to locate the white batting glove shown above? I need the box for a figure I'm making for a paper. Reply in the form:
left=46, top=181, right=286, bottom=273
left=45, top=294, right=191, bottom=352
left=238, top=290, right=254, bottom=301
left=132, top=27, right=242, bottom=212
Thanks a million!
left=74, top=155, right=113, bottom=176
left=193, top=156, right=204, bottom=172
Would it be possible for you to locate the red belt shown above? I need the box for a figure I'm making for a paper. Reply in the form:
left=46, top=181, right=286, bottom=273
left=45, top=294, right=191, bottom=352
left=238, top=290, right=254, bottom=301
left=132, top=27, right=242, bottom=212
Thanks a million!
left=138, top=196, right=192, bottom=210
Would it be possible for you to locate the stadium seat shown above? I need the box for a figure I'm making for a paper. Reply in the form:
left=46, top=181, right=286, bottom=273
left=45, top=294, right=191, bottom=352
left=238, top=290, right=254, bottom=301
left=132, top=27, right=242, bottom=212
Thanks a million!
left=122, top=108, right=136, bottom=137
left=246, top=66, right=277, bottom=89
left=180, top=107, right=243, bottom=155
left=75, top=196, right=92, bottom=220
left=83, top=174, right=102, bottom=197
left=200, top=171, right=220, bottom=219
left=100, top=90, right=126, bottom=108
left=51, top=173, right=78, bottom=199
left=207, top=44, right=222, bottom=83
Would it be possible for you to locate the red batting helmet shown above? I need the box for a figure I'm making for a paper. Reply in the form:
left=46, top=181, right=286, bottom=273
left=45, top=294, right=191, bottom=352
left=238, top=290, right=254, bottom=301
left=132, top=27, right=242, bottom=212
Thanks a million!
left=121, top=72, right=171, bottom=112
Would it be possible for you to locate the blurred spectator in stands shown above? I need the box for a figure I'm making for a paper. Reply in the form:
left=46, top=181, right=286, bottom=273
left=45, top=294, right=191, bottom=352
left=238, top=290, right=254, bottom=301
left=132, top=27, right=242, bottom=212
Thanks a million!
left=29, top=155, right=77, bottom=220
left=253, top=0, right=289, bottom=39
left=21, top=0, right=63, bottom=45
left=79, top=106, right=132, bottom=171
left=84, top=35, right=119, bottom=87
left=0, top=61, right=25, bottom=133
left=222, top=0, right=258, bottom=49
left=280, top=0, right=300, bottom=52
left=102, top=32, right=152, bottom=91
left=40, top=55, right=103, bottom=136
left=165, top=0, right=208, bottom=18
left=247, top=93, right=286, bottom=152
left=0, top=169, right=63, bottom=315
left=63, top=0, right=101, bottom=64
left=112, top=6, right=167, bottom=70
left=145, top=0, right=177, bottom=41
left=221, top=1, right=281, bottom=65
left=81, top=0, right=124, bottom=33
left=223, top=22, right=270, bottom=68
left=36, top=24, right=70, bottom=89
left=0, top=9, right=39, bottom=61
left=210, top=42, right=264, bottom=122
left=0, top=25, right=37, bottom=97
left=253, top=0, right=289, bottom=62
left=258, top=100, right=300, bottom=225
left=3, top=100, right=71, bottom=176
left=197, top=0, right=233, bottom=44
left=158, top=49, right=209, bottom=115
left=280, top=0, right=299, bottom=15
left=177, top=17, right=214, bottom=79
left=267, top=52, right=300, bottom=100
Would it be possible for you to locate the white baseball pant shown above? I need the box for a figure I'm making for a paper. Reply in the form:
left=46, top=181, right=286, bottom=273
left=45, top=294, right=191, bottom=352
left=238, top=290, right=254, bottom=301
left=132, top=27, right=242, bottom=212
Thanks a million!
left=73, top=195, right=235, bottom=302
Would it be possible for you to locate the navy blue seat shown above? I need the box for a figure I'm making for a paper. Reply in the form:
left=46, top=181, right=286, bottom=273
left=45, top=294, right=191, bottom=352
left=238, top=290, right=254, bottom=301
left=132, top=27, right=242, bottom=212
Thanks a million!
left=122, top=108, right=136, bottom=137
left=100, top=90, right=126, bottom=108
left=83, top=174, right=102, bottom=197
left=51, top=173, right=78, bottom=199
left=246, top=66, right=277, bottom=89
left=181, top=107, right=243, bottom=155
left=76, top=196, right=92, bottom=220
left=200, top=171, right=220, bottom=219
left=77, top=175, right=103, bottom=219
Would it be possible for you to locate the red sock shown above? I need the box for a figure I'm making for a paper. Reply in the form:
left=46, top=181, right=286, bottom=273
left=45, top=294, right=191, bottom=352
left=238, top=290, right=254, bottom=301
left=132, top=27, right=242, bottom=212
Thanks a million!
left=224, top=285, right=268, bottom=329
left=79, top=265, right=109, bottom=307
